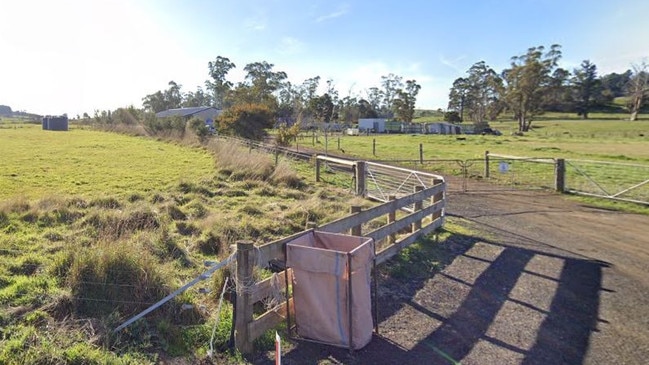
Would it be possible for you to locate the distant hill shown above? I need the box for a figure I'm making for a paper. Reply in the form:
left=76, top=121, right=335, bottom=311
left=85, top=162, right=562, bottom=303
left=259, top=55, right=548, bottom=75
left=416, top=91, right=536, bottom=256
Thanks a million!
left=0, top=104, right=42, bottom=120
left=0, top=105, right=12, bottom=116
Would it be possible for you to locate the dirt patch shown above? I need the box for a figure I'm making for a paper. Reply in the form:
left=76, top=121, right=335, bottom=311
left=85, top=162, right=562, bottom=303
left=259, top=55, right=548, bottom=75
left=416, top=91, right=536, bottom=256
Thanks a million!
left=249, top=190, right=649, bottom=365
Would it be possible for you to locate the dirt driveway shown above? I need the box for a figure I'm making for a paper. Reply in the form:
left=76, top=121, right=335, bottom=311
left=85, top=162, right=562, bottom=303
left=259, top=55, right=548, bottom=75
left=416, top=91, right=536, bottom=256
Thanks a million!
left=252, top=190, right=649, bottom=365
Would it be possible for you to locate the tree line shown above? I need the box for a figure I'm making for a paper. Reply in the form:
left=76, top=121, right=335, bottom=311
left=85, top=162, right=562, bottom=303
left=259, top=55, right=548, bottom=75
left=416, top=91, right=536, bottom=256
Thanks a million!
left=141, top=56, right=421, bottom=127
left=447, top=45, right=649, bottom=131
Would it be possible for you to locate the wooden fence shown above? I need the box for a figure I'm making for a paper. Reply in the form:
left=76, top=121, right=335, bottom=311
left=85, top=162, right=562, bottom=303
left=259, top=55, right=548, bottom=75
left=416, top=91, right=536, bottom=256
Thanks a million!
left=233, top=180, right=446, bottom=353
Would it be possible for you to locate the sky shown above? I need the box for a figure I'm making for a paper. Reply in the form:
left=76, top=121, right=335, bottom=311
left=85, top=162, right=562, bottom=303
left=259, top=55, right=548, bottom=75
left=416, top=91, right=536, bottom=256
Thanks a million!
left=1, top=0, right=648, bottom=117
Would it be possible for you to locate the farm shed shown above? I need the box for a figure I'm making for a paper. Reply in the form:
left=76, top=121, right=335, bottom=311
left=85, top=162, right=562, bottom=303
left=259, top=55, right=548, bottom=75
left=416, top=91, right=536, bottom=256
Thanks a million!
left=42, top=115, right=68, bottom=131
left=156, top=106, right=222, bottom=125
left=426, top=122, right=461, bottom=135
left=402, top=123, right=424, bottom=134
left=358, top=118, right=386, bottom=133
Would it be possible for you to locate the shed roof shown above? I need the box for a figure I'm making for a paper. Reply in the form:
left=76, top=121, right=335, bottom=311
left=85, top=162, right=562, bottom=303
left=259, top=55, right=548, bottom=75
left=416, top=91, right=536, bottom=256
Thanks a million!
left=155, top=106, right=221, bottom=118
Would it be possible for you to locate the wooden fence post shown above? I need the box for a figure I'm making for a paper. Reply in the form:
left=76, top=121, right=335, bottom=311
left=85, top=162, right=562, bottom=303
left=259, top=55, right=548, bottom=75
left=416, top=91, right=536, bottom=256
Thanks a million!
left=350, top=206, right=362, bottom=236
left=432, top=179, right=444, bottom=221
left=234, top=240, right=255, bottom=354
left=412, top=186, right=424, bottom=232
left=555, top=158, right=566, bottom=193
left=388, top=195, right=396, bottom=244
left=484, top=150, right=490, bottom=178
left=354, top=161, right=367, bottom=197
left=419, top=144, right=423, bottom=164
left=315, top=155, right=321, bottom=182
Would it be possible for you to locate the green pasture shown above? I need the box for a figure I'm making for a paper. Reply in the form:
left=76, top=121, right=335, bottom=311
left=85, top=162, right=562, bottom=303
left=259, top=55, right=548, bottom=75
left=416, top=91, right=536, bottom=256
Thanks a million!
left=309, top=119, right=649, bottom=162
left=302, top=117, right=649, bottom=205
left=0, top=124, right=368, bottom=363
left=0, top=124, right=214, bottom=200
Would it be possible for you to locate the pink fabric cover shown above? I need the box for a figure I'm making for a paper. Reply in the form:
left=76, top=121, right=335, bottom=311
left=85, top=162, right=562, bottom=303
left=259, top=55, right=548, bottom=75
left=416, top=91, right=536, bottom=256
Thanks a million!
left=286, top=231, right=374, bottom=349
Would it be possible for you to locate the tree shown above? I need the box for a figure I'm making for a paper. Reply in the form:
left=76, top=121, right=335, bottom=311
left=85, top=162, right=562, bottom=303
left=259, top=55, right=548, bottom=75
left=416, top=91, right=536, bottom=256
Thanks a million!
left=206, top=56, right=235, bottom=109
left=357, top=99, right=378, bottom=119
left=392, top=80, right=421, bottom=123
left=600, top=70, right=632, bottom=102
left=217, top=103, right=274, bottom=140
left=164, top=81, right=183, bottom=109
left=142, top=81, right=183, bottom=112
left=572, top=60, right=600, bottom=119
left=380, top=74, right=403, bottom=117
left=465, top=61, right=504, bottom=124
left=365, top=87, right=383, bottom=113
left=243, top=61, right=287, bottom=105
left=503, top=45, right=562, bottom=132
left=448, top=77, right=469, bottom=122
left=142, top=91, right=166, bottom=113
left=627, top=61, right=649, bottom=121
left=444, top=111, right=462, bottom=123
left=309, top=93, right=334, bottom=124
left=182, top=86, right=212, bottom=107
left=545, top=68, right=573, bottom=112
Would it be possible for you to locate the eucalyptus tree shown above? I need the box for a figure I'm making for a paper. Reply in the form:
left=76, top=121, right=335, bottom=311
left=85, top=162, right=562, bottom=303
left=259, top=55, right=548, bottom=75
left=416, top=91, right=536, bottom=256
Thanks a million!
left=448, top=77, right=469, bottom=122
left=503, top=44, right=562, bottom=131
left=392, top=80, right=421, bottom=123
left=206, top=56, right=235, bottom=109
left=380, top=74, right=403, bottom=117
left=243, top=61, right=288, bottom=104
left=465, top=61, right=504, bottom=123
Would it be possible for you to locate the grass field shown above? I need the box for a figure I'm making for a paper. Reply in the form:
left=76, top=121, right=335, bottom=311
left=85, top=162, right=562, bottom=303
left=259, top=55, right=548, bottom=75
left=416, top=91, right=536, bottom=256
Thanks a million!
left=300, top=116, right=649, bottom=210
left=0, top=124, right=215, bottom=200
left=0, top=124, right=366, bottom=363
left=311, top=118, right=649, bottom=162
left=1, top=115, right=647, bottom=362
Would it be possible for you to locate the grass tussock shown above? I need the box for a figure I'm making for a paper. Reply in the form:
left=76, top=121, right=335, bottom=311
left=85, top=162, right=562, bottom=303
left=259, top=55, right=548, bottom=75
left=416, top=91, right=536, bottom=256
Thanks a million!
left=210, top=141, right=275, bottom=181
left=270, top=160, right=304, bottom=188
left=0, top=197, right=30, bottom=214
left=82, top=206, right=160, bottom=240
left=64, top=240, right=170, bottom=317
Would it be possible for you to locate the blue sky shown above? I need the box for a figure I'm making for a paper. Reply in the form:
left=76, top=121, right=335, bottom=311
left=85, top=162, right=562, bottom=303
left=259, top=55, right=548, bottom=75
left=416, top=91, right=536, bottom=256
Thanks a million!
left=1, top=0, right=647, bottom=116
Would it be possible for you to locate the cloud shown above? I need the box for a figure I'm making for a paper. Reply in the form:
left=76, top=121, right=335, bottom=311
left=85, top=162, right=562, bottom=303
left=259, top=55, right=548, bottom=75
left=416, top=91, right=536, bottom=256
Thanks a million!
left=439, top=55, right=467, bottom=75
left=316, top=3, right=350, bottom=23
left=278, top=37, right=305, bottom=55
left=244, top=13, right=267, bottom=31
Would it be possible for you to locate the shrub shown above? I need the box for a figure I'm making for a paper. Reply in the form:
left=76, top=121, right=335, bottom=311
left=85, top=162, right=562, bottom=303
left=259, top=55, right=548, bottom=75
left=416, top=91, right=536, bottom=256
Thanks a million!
left=142, top=113, right=186, bottom=138
left=217, top=103, right=273, bottom=140
left=188, top=117, right=211, bottom=142
left=276, top=123, right=300, bottom=146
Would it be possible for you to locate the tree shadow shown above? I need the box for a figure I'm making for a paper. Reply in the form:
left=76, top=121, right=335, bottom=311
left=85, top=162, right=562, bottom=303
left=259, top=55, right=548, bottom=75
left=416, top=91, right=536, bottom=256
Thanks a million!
left=250, top=227, right=610, bottom=365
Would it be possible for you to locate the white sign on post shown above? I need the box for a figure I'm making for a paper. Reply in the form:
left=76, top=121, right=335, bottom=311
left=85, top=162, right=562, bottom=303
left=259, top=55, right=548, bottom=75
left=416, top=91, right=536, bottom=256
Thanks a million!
left=499, top=161, right=510, bottom=173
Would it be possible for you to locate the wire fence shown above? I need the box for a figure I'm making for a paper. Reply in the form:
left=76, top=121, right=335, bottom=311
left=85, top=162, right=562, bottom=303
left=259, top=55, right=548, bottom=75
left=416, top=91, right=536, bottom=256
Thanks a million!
left=565, top=159, right=649, bottom=205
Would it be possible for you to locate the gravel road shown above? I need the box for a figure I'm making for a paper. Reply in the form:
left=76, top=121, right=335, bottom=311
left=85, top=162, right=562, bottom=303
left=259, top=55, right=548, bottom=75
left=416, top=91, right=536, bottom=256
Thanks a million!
left=253, top=190, right=649, bottom=365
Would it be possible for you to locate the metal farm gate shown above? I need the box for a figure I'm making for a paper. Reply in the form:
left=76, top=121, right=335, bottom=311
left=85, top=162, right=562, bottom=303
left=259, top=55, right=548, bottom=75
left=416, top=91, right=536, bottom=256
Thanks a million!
left=375, top=154, right=557, bottom=194
left=565, top=159, right=649, bottom=205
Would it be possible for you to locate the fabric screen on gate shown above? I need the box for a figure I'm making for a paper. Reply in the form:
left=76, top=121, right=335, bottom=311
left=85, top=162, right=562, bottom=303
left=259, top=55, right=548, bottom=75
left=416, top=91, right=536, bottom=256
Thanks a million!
left=286, top=231, right=374, bottom=350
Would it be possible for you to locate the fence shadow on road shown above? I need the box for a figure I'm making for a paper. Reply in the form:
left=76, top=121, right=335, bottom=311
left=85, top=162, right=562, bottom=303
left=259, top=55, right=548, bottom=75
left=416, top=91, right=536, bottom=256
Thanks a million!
left=251, top=227, right=611, bottom=365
